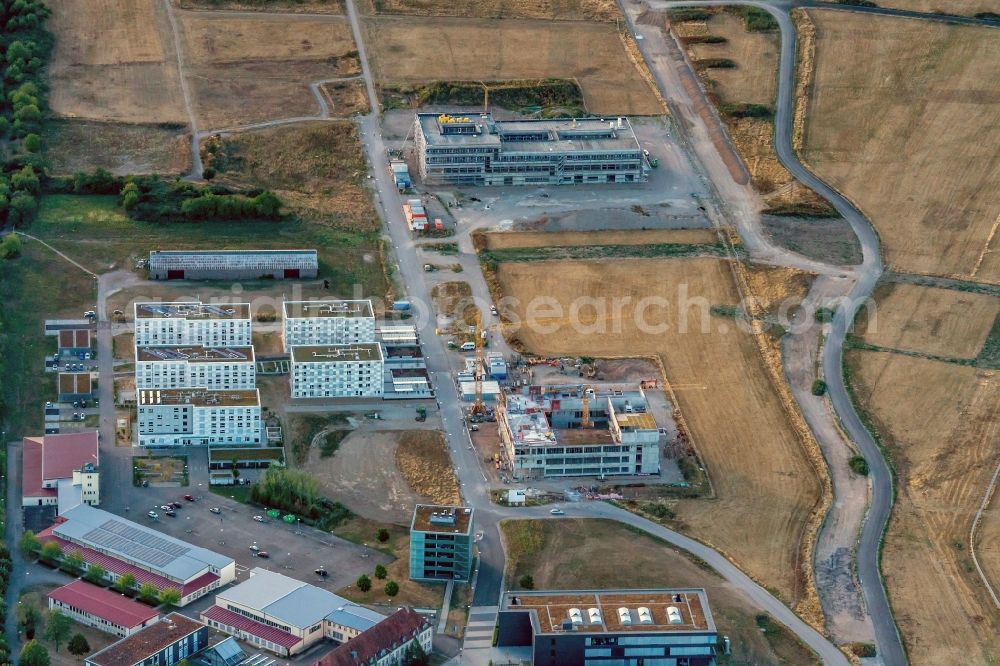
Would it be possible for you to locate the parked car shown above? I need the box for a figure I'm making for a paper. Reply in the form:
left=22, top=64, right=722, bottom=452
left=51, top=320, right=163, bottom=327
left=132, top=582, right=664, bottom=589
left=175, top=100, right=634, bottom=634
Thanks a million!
left=165, top=510, right=177, bottom=517
left=253, top=515, right=265, bottom=523
left=256, top=551, right=269, bottom=559
left=160, top=505, right=172, bottom=511
left=315, top=568, right=328, bottom=578
left=147, top=511, right=158, bottom=519
left=249, top=544, right=259, bottom=552
left=184, top=495, right=195, bottom=501
left=209, top=507, right=222, bottom=515
left=490, top=305, right=498, bottom=315
left=170, top=502, right=182, bottom=509
left=550, top=508, right=565, bottom=515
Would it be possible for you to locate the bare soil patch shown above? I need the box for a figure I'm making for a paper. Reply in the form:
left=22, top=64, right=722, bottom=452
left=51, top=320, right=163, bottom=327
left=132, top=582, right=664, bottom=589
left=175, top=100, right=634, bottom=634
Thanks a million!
left=47, top=119, right=190, bottom=176
left=320, top=79, right=370, bottom=116
left=179, top=12, right=360, bottom=127
left=203, top=122, right=379, bottom=231
left=48, top=0, right=186, bottom=123
left=760, top=214, right=862, bottom=266
left=431, top=281, right=472, bottom=318
left=495, top=258, right=822, bottom=607
left=480, top=229, right=717, bottom=250
left=502, top=519, right=819, bottom=665
left=802, top=11, right=1000, bottom=282
left=363, top=0, right=619, bottom=21
left=847, top=352, right=1000, bottom=665
left=310, top=430, right=454, bottom=524
left=857, top=282, right=1000, bottom=359
left=363, top=16, right=663, bottom=116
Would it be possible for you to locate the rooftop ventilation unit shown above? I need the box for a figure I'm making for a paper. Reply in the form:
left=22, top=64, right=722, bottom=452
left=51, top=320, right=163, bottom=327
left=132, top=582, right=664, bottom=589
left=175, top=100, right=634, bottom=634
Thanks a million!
left=617, top=608, right=632, bottom=625
left=568, top=608, right=584, bottom=626
left=667, top=606, right=683, bottom=625
left=588, top=608, right=602, bottom=625
left=637, top=607, right=653, bottom=624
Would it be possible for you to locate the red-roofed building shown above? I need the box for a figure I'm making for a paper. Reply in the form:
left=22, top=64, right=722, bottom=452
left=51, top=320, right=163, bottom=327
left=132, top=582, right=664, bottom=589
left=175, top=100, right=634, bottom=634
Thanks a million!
left=315, top=609, right=432, bottom=666
left=21, top=432, right=100, bottom=508
left=48, top=580, right=160, bottom=638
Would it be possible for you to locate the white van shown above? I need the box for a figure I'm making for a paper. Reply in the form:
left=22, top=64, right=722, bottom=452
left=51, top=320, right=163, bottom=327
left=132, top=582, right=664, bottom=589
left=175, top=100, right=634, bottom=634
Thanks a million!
left=461, top=342, right=476, bottom=351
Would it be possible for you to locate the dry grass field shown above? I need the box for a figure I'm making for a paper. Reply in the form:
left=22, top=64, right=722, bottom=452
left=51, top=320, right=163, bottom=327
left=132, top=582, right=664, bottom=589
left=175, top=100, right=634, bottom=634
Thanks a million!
left=363, top=16, right=663, bottom=116
left=319, top=79, right=370, bottom=116
left=846, top=351, right=1000, bottom=665
left=46, top=120, right=191, bottom=176
left=203, top=122, right=379, bottom=231
left=480, top=229, right=718, bottom=250
left=361, top=0, right=619, bottom=21
left=395, top=431, right=462, bottom=506
left=495, top=257, right=822, bottom=607
left=877, top=0, right=999, bottom=14
left=502, top=519, right=820, bottom=665
left=686, top=13, right=777, bottom=105
left=179, top=12, right=360, bottom=128
left=48, top=0, right=187, bottom=123
left=178, top=0, right=344, bottom=11
left=855, top=283, right=1000, bottom=359
left=801, top=11, right=1000, bottom=282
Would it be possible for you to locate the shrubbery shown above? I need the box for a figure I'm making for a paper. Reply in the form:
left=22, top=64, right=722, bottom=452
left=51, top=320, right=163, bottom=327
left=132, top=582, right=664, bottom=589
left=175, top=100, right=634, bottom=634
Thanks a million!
left=250, top=467, right=352, bottom=530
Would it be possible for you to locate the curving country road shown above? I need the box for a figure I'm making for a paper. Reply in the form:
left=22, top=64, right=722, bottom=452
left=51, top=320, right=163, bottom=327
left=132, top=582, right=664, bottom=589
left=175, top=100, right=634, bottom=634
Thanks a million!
left=633, top=0, right=905, bottom=663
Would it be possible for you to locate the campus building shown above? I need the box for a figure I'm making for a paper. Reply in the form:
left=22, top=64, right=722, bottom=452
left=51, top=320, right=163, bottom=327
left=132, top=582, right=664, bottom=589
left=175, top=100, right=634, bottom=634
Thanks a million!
left=201, top=568, right=385, bottom=657
left=137, top=388, right=263, bottom=447
left=316, top=609, right=433, bottom=666
left=148, top=249, right=318, bottom=281
left=497, top=385, right=662, bottom=480
left=48, top=580, right=160, bottom=638
left=21, top=431, right=100, bottom=508
left=38, top=505, right=235, bottom=607
left=282, top=299, right=376, bottom=350
left=289, top=343, right=384, bottom=399
left=409, top=505, right=474, bottom=582
left=496, top=589, right=718, bottom=666
left=86, top=614, right=209, bottom=666
left=134, top=302, right=251, bottom=347
left=414, top=112, right=646, bottom=186
left=135, top=346, right=256, bottom=390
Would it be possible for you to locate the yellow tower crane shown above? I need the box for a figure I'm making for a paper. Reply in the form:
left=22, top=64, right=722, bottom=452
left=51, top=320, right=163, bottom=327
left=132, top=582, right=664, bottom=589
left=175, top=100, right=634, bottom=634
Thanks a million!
left=472, top=308, right=486, bottom=415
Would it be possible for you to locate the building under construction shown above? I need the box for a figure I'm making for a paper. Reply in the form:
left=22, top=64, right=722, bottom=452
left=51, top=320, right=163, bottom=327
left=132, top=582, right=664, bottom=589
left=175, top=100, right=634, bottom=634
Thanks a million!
left=414, top=113, right=646, bottom=186
left=497, top=384, right=662, bottom=480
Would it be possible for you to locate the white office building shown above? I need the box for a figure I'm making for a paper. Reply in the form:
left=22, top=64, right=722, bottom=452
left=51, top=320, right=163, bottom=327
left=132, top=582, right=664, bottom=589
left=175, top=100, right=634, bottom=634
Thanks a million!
left=134, top=302, right=252, bottom=347
left=290, top=344, right=383, bottom=399
left=136, top=388, right=263, bottom=447
left=282, top=300, right=375, bottom=351
left=135, top=346, right=256, bottom=390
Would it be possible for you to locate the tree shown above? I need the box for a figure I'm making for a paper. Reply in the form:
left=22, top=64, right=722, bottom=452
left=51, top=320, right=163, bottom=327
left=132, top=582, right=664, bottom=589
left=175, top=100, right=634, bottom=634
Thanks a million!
left=8, top=191, right=37, bottom=226
left=43, top=610, right=72, bottom=652
left=84, top=564, right=106, bottom=584
left=158, top=588, right=181, bottom=607
left=811, top=379, right=827, bottom=396
left=38, top=541, right=62, bottom=565
left=1, top=233, right=22, bottom=259
left=10, top=165, right=39, bottom=194
left=67, top=634, right=89, bottom=656
left=18, top=531, right=39, bottom=559
left=202, top=167, right=215, bottom=181
left=376, top=528, right=390, bottom=543
left=115, top=573, right=136, bottom=594
left=18, top=640, right=49, bottom=666
left=22, top=133, right=40, bottom=152
left=402, top=640, right=429, bottom=666
left=62, top=550, right=85, bottom=574
left=373, top=564, right=387, bottom=580
left=17, top=604, right=40, bottom=637
left=356, top=575, right=371, bottom=593
left=518, top=575, right=534, bottom=590
left=121, top=181, right=140, bottom=211
left=383, top=581, right=399, bottom=597
left=252, top=191, right=282, bottom=218
left=138, top=583, right=160, bottom=604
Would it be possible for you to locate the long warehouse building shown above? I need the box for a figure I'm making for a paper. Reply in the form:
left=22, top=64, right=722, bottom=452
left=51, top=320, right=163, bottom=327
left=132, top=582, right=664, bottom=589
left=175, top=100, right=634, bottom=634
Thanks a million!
left=414, top=112, right=646, bottom=186
left=148, top=250, right=318, bottom=281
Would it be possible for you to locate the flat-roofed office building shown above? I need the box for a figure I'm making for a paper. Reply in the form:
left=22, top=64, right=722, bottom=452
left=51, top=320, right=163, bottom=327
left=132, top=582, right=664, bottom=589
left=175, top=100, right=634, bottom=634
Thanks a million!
left=137, top=388, right=262, bottom=447
left=134, top=302, right=251, bottom=347
left=415, top=113, right=646, bottom=186
left=289, top=343, right=383, bottom=399
left=282, top=299, right=375, bottom=351
left=135, top=346, right=256, bottom=390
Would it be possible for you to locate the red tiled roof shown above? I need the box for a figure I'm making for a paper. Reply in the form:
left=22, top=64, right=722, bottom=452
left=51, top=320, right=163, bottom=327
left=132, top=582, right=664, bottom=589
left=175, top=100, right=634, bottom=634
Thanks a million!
left=316, top=609, right=430, bottom=666
left=42, top=431, right=99, bottom=480
left=38, top=534, right=219, bottom=597
left=201, top=605, right=302, bottom=650
left=22, top=437, right=56, bottom=500
left=59, top=329, right=91, bottom=349
left=87, top=613, right=204, bottom=666
left=48, top=580, right=158, bottom=629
